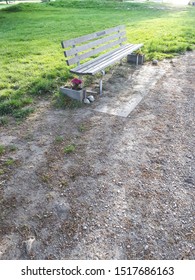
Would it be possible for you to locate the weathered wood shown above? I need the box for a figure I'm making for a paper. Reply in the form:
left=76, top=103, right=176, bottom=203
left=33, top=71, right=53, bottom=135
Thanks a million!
left=66, top=37, right=126, bottom=66
left=64, top=31, right=126, bottom=58
left=61, top=25, right=143, bottom=95
left=70, top=44, right=143, bottom=75
left=61, top=25, right=125, bottom=48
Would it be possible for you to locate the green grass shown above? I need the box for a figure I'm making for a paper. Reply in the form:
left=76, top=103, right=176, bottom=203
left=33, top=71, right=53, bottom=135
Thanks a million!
left=78, top=123, right=86, bottom=132
left=4, top=158, right=15, bottom=166
left=0, top=145, right=5, bottom=155
left=55, top=135, right=64, bottom=143
left=64, top=144, right=76, bottom=154
left=12, top=107, right=35, bottom=119
left=0, top=0, right=195, bottom=116
left=0, top=116, right=9, bottom=126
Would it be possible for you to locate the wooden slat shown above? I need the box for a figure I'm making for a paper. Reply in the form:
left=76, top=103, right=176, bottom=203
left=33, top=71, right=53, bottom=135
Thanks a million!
left=66, top=37, right=126, bottom=66
left=86, top=44, right=143, bottom=74
left=70, top=44, right=143, bottom=75
left=89, top=44, right=143, bottom=73
left=65, top=31, right=126, bottom=57
left=70, top=44, right=134, bottom=72
left=61, top=25, right=125, bottom=48
left=71, top=44, right=135, bottom=72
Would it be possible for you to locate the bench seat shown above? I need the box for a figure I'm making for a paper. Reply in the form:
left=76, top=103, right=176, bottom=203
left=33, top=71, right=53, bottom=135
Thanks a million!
left=70, top=43, right=143, bottom=75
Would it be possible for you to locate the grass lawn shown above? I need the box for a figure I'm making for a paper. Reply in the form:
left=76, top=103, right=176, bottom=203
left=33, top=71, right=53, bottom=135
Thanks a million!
left=0, top=0, right=195, bottom=118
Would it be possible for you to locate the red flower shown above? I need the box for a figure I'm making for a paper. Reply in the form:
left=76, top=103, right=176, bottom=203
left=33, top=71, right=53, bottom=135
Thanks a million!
left=71, top=78, right=82, bottom=90
left=71, top=78, right=82, bottom=86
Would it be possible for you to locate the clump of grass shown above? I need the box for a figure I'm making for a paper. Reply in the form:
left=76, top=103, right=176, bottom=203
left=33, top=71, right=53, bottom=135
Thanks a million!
left=0, top=97, right=33, bottom=116
left=12, top=107, right=34, bottom=119
left=55, top=136, right=64, bottom=143
left=40, top=173, right=51, bottom=184
left=64, top=144, right=76, bottom=154
left=0, top=99, right=23, bottom=115
left=78, top=124, right=86, bottom=132
left=59, top=179, right=68, bottom=188
left=8, top=145, right=17, bottom=152
left=0, top=145, right=6, bottom=155
left=0, top=169, right=5, bottom=175
left=29, top=78, right=55, bottom=95
left=4, top=158, right=15, bottom=166
left=0, top=116, right=9, bottom=126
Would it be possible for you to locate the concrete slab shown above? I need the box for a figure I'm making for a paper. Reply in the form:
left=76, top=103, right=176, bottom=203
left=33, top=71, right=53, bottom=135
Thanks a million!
left=92, top=65, right=166, bottom=117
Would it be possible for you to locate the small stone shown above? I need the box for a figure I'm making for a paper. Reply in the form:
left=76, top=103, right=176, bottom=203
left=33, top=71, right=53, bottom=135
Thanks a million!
left=83, top=98, right=90, bottom=104
left=24, top=236, right=35, bottom=255
left=152, top=59, right=158, bottom=65
left=127, top=245, right=131, bottom=249
left=88, top=95, right=95, bottom=102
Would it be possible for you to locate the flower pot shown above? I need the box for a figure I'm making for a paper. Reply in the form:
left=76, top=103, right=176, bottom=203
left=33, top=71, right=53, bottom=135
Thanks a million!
left=127, top=53, right=145, bottom=65
left=60, top=87, right=84, bottom=102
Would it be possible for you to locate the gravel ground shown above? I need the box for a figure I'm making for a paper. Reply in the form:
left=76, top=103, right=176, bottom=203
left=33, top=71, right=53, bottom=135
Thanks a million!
left=0, top=51, right=194, bottom=260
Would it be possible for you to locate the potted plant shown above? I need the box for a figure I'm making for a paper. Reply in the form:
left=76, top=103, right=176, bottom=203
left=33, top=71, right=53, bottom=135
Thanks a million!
left=60, top=78, right=84, bottom=102
left=127, top=50, right=145, bottom=65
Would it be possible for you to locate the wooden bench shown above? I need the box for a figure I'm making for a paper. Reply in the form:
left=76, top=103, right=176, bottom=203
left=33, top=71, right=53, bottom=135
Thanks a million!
left=61, top=25, right=143, bottom=96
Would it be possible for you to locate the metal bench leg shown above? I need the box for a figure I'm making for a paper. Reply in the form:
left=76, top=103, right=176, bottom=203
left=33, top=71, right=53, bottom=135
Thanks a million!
left=99, top=70, right=105, bottom=96
left=79, top=75, right=86, bottom=101
left=83, top=88, right=86, bottom=100
left=136, top=54, right=139, bottom=66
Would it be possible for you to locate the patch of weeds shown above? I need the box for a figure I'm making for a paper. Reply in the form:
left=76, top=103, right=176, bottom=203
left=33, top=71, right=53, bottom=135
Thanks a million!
left=0, top=169, right=5, bottom=175
left=29, top=78, right=54, bottom=95
left=55, top=136, right=64, bottom=143
left=186, top=45, right=194, bottom=51
left=12, top=107, right=34, bottom=120
left=59, top=180, right=68, bottom=188
left=40, top=173, right=52, bottom=185
left=0, top=97, right=33, bottom=116
left=0, top=91, right=11, bottom=102
left=8, top=145, right=17, bottom=152
left=78, top=124, right=86, bottom=132
left=0, top=145, right=5, bottom=155
left=4, top=158, right=15, bottom=166
left=0, top=99, right=23, bottom=115
left=0, top=144, right=17, bottom=155
left=0, top=116, right=9, bottom=126
left=64, top=144, right=76, bottom=154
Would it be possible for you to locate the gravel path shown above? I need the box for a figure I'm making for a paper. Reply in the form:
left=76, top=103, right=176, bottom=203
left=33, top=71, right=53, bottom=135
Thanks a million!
left=0, top=51, right=194, bottom=260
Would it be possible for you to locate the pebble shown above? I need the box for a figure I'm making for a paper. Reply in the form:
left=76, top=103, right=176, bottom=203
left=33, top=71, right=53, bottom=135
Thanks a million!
left=152, top=59, right=158, bottom=65
left=83, top=98, right=90, bottom=104
left=24, top=237, right=35, bottom=255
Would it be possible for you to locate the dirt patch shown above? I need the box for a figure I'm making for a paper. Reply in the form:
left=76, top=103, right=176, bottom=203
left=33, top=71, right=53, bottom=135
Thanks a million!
left=0, top=52, right=194, bottom=260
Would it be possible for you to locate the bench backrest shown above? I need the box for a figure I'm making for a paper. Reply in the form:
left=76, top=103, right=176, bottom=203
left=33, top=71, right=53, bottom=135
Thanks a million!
left=61, top=25, right=126, bottom=66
